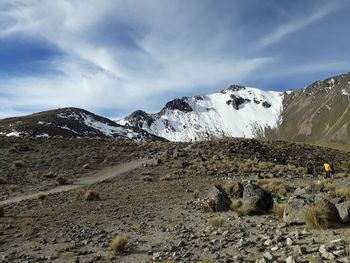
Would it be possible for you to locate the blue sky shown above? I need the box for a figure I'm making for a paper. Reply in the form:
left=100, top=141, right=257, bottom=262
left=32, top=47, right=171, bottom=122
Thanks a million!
left=0, top=0, right=350, bottom=119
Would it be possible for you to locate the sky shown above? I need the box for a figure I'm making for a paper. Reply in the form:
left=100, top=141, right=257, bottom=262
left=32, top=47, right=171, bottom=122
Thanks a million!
left=0, top=0, right=350, bottom=119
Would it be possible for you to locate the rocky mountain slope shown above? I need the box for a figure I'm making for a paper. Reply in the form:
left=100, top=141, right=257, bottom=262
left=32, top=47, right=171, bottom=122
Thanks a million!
left=118, top=85, right=284, bottom=141
left=267, top=72, right=350, bottom=150
left=119, top=72, right=350, bottom=150
left=0, top=108, right=166, bottom=142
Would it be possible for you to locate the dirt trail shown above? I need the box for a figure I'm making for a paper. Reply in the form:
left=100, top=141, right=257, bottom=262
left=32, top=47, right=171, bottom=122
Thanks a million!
left=0, top=159, right=149, bottom=205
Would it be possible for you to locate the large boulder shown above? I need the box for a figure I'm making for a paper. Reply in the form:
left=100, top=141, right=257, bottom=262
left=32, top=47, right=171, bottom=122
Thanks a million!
left=284, top=194, right=340, bottom=224
left=242, top=183, right=273, bottom=212
left=335, top=201, right=350, bottom=223
left=283, top=195, right=314, bottom=224
left=203, top=185, right=232, bottom=212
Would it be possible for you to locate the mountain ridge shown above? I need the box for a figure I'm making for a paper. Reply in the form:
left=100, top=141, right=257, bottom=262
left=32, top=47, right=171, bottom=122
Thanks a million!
left=119, top=72, right=350, bottom=149
left=0, top=107, right=167, bottom=142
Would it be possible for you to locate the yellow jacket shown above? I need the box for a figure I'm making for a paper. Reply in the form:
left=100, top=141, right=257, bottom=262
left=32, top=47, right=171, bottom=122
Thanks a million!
left=324, top=163, right=331, bottom=172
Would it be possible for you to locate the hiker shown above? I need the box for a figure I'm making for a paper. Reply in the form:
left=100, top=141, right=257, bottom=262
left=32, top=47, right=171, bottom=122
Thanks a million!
left=306, top=162, right=315, bottom=179
left=323, top=162, right=333, bottom=178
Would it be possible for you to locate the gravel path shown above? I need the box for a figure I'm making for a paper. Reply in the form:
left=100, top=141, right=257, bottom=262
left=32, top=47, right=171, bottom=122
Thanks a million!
left=0, top=159, right=149, bottom=205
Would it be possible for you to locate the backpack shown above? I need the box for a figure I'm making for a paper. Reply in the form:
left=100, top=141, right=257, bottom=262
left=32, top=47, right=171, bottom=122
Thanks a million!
left=330, top=164, right=335, bottom=174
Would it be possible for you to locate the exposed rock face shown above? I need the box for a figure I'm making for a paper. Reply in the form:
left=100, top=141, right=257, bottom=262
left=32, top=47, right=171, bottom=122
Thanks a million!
left=242, top=183, right=273, bottom=212
left=124, top=110, right=155, bottom=129
left=229, top=94, right=246, bottom=110
left=203, top=185, right=232, bottom=212
left=161, top=98, right=193, bottom=113
left=267, top=72, right=350, bottom=150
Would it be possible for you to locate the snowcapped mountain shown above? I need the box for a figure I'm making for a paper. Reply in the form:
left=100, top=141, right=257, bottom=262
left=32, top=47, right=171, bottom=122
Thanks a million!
left=118, top=85, right=284, bottom=141
left=0, top=108, right=167, bottom=142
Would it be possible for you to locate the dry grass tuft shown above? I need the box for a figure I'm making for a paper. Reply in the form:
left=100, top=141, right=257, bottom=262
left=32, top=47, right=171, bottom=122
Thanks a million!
left=37, top=192, right=47, bottom=201
left=192, top=190, right=200, bottom=199
left=335, top=187, right=350, bottom=200
left=56, top=176, right=68, bottom=185
left=141, top=175, right=153, bottom=182
left=160, top=174, right=171, bottom=181
left=224, top=180, right=243, bottom=197
left=208, top=216, right=224, bottom=229
left=273, top=203, right=287, bottom=218
left=76, top=190, right=99, bottom=201
left=7, top=185, right=17, bottom=192
left=304, top=202, right=335, bottom=229
left=12, top=160, right=24, bottom=168
left=111, top=233, right=129, bottom=254
left=230, top=200, right=242, bottom=210
left=236, top=202, right=256, bottom=216
left=231, top=200, right=256, bottom=216
left=0, top=205, right=4, bottom=217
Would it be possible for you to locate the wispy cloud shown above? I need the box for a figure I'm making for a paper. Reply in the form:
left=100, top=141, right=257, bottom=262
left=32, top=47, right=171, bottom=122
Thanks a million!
left=0, top=0, right=349, bottom=119
left=258, top=2, right=343, bottom=47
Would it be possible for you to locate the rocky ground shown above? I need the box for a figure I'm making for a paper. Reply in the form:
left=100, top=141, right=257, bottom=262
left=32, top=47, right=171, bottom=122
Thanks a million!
left=0, top=136, right=350, bottom=262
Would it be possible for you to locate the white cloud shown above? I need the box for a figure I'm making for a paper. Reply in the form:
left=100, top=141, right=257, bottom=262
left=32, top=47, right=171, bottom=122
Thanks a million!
left=258, top=2, right=342, bottom=47
left=0, top=0, right=273, bottom=117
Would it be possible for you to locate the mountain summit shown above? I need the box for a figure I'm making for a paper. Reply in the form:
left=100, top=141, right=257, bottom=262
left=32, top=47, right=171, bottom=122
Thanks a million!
left=118, top=85, right=284, bottom=141
left=119, top=72, right=350, bottom=149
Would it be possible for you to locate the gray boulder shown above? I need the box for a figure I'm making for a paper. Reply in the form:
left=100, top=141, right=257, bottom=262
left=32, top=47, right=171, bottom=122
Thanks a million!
left=284, top=194, right=340, bottom=224
left=203, top=185, right=232, bottom=212
left=335, top=201, right=350, bottom=223
left=243, top=183, right=273, bottom=212
left=283, top=195, right=314, bottom=224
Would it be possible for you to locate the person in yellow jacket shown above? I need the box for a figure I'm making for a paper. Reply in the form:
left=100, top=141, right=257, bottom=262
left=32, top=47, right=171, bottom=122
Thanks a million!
left=323, top=162, right=333, bottom=178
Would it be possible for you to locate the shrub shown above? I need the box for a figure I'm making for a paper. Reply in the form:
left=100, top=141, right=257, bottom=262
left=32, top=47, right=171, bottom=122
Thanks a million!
left=336, top=187, right=350, bottom=200
left=0, top=205, right=4, bottom=217
left=37, top=192, right=47, bottom=201
left=8, top=185, right=17, bottom=192
left=304, top=202, right=335, bottom=229
left=76, top=190, right=99, bottom=201
left=208, top=216, right=224, bottom=229
left=231, top=200, right=256, bottom=216
left=111, top=233, right=129, bottom=254
left=192, top=190, right=200, bottom=199
left=12, top=160, right=24, bottom=168
left=160, top=174, right=171, bottom=181
left=230, top=200, right=242, bottom=210
left=56, top=176, right=68, bottom=185
left=141, top=175, right=153, bottom=182
left=224, top=180, right=243, bottom=197
left=273, top=203, right=287, bottom=218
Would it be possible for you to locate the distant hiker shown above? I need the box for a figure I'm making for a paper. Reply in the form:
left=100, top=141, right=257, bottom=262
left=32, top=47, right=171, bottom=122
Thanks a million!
left=306, top=162, right=315, bottom=179
left=323, top=162, right=333, bottom=179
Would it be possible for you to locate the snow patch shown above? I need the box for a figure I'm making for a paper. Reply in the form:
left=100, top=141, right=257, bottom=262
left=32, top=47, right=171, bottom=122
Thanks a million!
left=6, top=131, right=21, bottom=137
left=341, top=89, right=349, bottom=96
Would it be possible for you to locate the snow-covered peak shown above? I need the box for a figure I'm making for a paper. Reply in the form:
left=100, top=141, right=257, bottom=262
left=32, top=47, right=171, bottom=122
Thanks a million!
left=119, top=86, right=284, bottom=142
left=0, top=108, right=167, bottom=142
